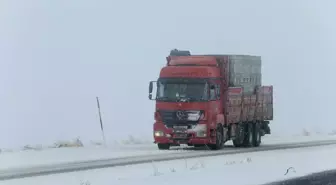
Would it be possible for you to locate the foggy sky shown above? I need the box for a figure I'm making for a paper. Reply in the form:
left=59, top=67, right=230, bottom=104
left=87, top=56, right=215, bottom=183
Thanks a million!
left=1, top=0, right=336, bottom=148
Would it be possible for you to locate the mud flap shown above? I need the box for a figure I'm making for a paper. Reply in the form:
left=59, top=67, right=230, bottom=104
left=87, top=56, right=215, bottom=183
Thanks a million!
left=261, top=121, right=271, bottom=135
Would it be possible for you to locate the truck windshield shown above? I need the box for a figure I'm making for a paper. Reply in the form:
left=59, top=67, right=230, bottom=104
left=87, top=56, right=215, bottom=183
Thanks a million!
left=156, top=81, right=208, bottom=102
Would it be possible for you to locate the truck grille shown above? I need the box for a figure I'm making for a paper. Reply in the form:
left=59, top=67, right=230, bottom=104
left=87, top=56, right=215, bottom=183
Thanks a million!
left=158, top=110, right=198, bottom=128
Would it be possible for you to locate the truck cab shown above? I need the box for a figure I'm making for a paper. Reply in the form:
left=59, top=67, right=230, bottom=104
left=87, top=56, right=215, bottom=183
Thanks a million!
left=149, top=50, right=226, bottom=150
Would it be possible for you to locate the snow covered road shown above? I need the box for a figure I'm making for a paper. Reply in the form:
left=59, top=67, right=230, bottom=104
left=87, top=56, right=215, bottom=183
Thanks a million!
left=1, top=138, right=336, bottom=181
left=3, top=140, right=336, bottom=185
left=1, top=134, right=335, bottom=171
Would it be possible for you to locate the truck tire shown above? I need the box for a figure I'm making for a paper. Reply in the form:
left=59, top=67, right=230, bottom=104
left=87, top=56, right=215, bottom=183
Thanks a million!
left=253, top=122, right=261, bottom=147
left=157, top=143, right=170, bottom=150
left=233, top=123, right=245, bottom=147
left=233, top=140, right=243, bottom=147
left=243, top=123, right=253, bottom=147
left=208, top=126, right=224, bottom=150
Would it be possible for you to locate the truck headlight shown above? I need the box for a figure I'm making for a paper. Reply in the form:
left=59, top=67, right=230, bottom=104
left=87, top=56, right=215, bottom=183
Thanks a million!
left=187, top=110, right=202, bottom=121
left=196, top=131, right=207, bottom=137
left=154, top=131, right=164, bottom=137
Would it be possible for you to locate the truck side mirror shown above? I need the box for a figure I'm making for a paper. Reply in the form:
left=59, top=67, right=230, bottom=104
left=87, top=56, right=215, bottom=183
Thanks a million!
left=149, top=81, right=153, bottom=93
left=148, top=81, right=157, bottom=100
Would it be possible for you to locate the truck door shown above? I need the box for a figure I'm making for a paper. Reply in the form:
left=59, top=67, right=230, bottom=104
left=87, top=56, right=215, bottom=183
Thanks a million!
left=209, top=84, right=223, bottom=124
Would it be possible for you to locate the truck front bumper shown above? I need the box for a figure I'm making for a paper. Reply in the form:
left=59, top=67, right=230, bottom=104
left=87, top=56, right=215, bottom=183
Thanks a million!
left=154, top=133, right=216, bottom=145
left=153, top=121, right=216, bottom=145
left=154, top=136, right=215, bottom=145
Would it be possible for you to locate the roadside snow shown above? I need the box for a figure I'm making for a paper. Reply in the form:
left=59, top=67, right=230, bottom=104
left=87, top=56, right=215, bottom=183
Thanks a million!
left=1, top=134, right=336, bottom=171
left=3, top=143, right=336, bottom=185
left=0, top=145, right=189, bottom=170
left=254, top=134, right=336, bottom=144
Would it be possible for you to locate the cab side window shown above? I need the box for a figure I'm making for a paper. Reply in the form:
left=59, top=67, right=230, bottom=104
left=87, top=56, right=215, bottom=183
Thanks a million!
left=210, top=84, right=220, bottom=101
left=215, top=84, right=221, bottom=99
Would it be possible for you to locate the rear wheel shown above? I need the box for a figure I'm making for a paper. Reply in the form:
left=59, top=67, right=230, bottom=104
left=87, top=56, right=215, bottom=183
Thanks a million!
left=243, top=123, right=253, bottom=147
left=233, top=123, right=245, bottom=147
left=233, top=140, right=243, bottom=147
left=158, top=143, right=170, bottom=150
left=253, top=122, right=261, bottom=147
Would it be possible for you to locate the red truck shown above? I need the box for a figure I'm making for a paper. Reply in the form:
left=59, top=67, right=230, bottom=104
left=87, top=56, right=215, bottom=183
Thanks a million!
left=148, top=49, right=273, bottom=150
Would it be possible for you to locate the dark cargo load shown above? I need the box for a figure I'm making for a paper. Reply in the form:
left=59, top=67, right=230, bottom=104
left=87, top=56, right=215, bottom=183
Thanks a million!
left=227, top=55, right=262, bottom=94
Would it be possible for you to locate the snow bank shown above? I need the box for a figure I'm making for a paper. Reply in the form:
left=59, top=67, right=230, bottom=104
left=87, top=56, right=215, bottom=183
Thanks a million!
left=0, top=135, right=152, bottom=154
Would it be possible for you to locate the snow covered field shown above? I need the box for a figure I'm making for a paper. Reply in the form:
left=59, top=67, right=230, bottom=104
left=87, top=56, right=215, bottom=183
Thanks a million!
left=1, top=134, right=336, bottom=171
left=3, top=142, right=336, bottom=185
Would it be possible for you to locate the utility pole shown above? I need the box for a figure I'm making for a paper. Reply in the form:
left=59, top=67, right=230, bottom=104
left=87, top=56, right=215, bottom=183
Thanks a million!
left=96, top=96, right=106, bottom=146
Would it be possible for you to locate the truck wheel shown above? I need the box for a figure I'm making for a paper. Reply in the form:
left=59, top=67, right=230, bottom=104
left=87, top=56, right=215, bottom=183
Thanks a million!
left=233, top=124, right=244, bottom=147
left=233, top=140, right=243, bottom=147
left=242, top=123, right=253, bottom=147
left=253, top=122, right=261, bottom=147
left=208, top=126, right=223, bottom=150
left=157, top=143, right=170, bottom=150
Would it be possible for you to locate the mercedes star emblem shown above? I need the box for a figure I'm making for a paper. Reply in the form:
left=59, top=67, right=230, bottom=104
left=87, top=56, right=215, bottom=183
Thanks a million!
left=176, top=111, right=187, bottom=120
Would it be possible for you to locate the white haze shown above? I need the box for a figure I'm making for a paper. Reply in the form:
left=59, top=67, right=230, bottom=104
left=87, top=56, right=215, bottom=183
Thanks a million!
left=1, top=0, right=336, bottom=148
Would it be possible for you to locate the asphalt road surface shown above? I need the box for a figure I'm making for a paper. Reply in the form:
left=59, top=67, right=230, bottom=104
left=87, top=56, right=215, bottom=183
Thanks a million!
left=264, top=169, right=336, bottom=185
